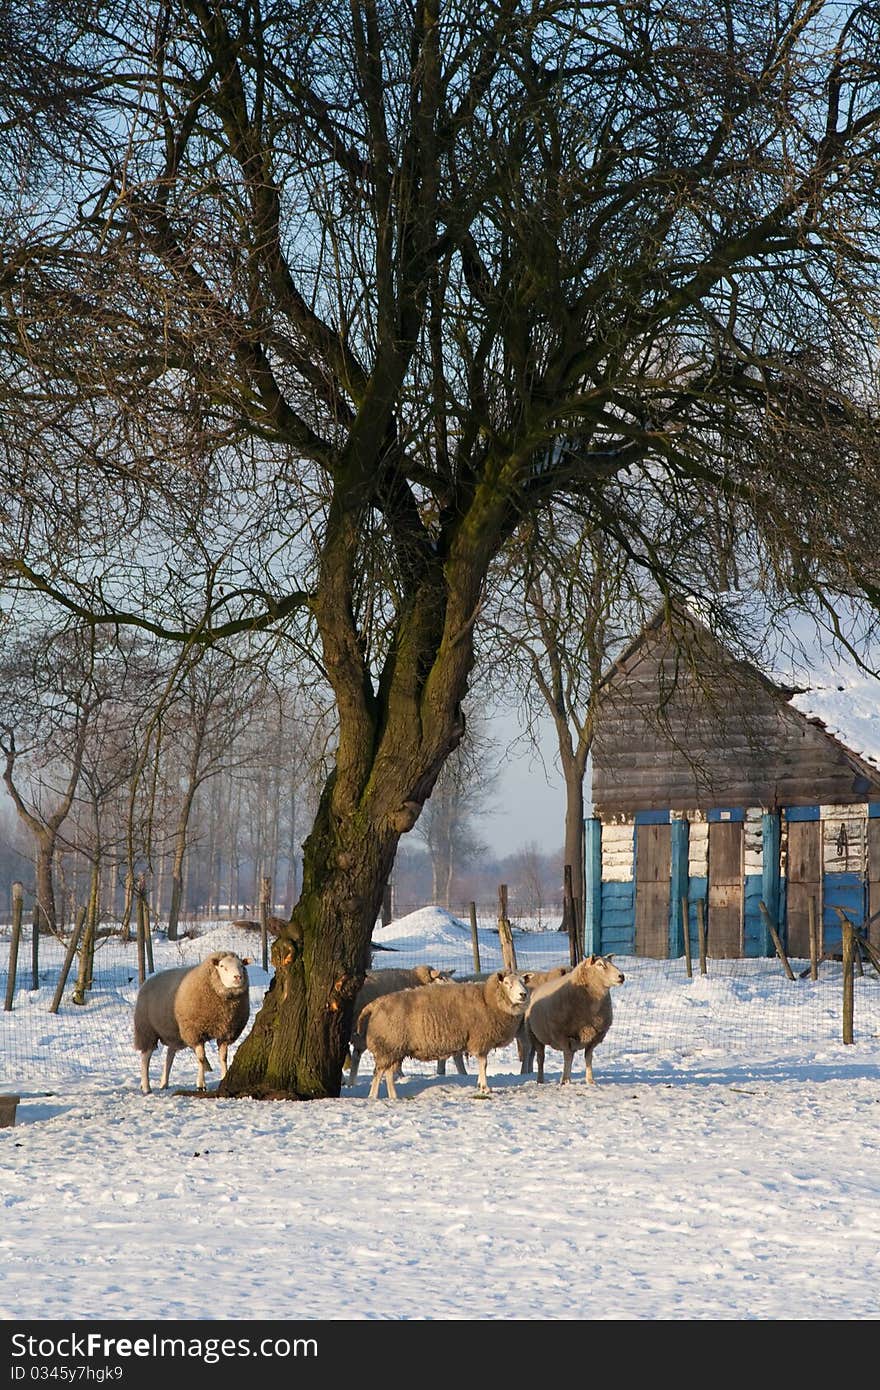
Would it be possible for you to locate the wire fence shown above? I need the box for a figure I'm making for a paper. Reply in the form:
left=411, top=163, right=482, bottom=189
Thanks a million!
left=2, top=912, right=879, bottom=1091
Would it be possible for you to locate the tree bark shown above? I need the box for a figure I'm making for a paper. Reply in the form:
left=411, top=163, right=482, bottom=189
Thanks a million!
left=221, top=790, right=398, bottom=1098
left=561, top=762, right=587, bottom=918
left=34, top=832, right=58, bottom=936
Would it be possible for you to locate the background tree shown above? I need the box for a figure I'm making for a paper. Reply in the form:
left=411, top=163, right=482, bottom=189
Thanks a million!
left=2, top=2, right=880, bottom=1097
left=0, top=623, right=112, bottom=934
left=414, top=715, right=498, bottom=908
left=495, top=519, right=642, bottom=929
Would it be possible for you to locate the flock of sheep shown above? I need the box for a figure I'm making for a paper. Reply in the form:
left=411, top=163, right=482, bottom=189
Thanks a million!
left=132, top=949, right=626, bottom=1099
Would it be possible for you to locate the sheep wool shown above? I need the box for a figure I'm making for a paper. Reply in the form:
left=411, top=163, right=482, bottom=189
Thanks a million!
left=133, top=952, right=250, bottom=1094
left=525, top=954, right=625, bottom=1085
left=517, top=965, right=571, bottom=1074
left=346, top=965, right=464, bottom=1085
left=361, top=969, right=528, bottom=1099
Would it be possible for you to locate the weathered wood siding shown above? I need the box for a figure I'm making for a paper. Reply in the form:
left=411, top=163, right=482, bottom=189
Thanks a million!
left=593, top=618, right=880, bottom=813
left=634, top=824, right=671, bottom=957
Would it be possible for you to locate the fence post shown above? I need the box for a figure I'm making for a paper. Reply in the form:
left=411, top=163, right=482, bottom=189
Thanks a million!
left=381, top=883, right=392, bottom=927
left=759, top=900, right=796, bottom=981
left=4, top=882, right=23, bottom=1012
left=497, top=883, right=517, bottom=971
left=695, top=897, right=708, bottom=975
left=259, top=875, right=271, bottom=973
left=808, top=897, right=819, bottom=980
left=136, top=876, right=147, bottom=986
left=49, top=908, right=87, bottom=1015
left=31, top=899, right=39, bottom=991
left=468, top=902, right=481, bottom=973
left=141, top=880, right=154, bottom=974
left=841, top=914, right=855, bottom=1044
left=680, top=895, right=692, bottom=979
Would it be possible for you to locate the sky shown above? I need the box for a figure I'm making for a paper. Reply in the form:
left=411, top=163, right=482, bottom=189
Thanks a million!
left=3, top=908, right=880, bottom=1330
left=481, top=706, right=567, bottom=855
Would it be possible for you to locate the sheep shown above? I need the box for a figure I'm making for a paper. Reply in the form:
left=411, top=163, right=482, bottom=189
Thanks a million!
left=359, top=969, right=529, bottom=1099
left=133, top=952, right=250, bottom=1094
left=346, top=965, right=465, bottom=1085
left=516, top=965, right=571, bottom=1073
left=525, top=953, right=625, bottom=1085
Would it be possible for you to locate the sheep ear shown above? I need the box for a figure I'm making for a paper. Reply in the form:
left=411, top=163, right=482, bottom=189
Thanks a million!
left=589, top=954, right=597, bottom=965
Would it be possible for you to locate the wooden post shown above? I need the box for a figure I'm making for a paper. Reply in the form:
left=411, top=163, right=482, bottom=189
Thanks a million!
left=856, top=931, right=880, bottom=978
left=759, top=901, right=796, bottom=981
left=841, top=914, right=855, bottom=1045
left=31, top=900, right=39, bottom=991
left=4, top=882, right=22, bottom=1010
left=49, top=908, right=86, bottom=1015
left=563, top=864, right=581, bottom=966
left=497, top=883, right=517, bottom=971
left=259, top=875, right=271, bottom=973
left=381, top=883, right=392, bottom=927
left=136, top=877, right=147, bottom=986
left=468, top=902, right=481, bottom=973
left=808, top=897, right=819, bottom=981
left=4, top=882, right=23, bottom=1012
left=143, top=895, right=154, bottom=973
left=695, top=897, right=708, bottom=976
left=680, top=896, right=692, bottom=979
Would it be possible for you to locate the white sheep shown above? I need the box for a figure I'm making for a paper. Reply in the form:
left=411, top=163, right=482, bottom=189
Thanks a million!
left=359, top=969, right=529, bottom=1099
left=346, top=965, right=465, bottom=1085
left=516, top=965, right=571, bottom=1073
left=525, top=954, right=625, bottom=1085
left=133, top=952, right=250, bottom=1094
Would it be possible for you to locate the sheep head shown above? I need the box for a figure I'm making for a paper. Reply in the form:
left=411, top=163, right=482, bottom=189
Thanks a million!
left=211, top=953, right=249, bottom=997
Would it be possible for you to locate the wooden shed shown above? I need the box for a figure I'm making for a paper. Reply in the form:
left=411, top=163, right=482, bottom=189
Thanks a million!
left=584, top=603, right=880, bottom=960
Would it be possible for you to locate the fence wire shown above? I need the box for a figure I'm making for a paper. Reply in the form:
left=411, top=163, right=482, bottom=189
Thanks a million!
left=2, top=915, right=879, bottom=1091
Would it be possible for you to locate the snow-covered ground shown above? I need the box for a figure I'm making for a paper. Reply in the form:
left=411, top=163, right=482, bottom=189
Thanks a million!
left=2, top=908, right=880, bottom=1322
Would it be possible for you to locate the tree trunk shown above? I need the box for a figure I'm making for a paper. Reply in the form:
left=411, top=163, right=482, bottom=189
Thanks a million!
left=167, top=779, right=198, bottom=941
left=221, top=794, right=397, bottom=1100
left=442, top=853, right=454, bottom=911
left=562, top=766, right=586, bottom=920
left=34, top=833, right=57, bottom=935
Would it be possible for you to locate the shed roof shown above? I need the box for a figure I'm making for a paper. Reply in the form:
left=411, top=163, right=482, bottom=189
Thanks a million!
left=591, top=597, right=880, bottom=813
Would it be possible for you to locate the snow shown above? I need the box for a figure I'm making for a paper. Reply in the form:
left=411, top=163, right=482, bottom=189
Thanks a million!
left=3, top=915, right=880, bottom=1323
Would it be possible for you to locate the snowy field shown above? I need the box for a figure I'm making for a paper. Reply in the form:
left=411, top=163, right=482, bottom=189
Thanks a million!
left=2, top=907, right=880, bottom=1322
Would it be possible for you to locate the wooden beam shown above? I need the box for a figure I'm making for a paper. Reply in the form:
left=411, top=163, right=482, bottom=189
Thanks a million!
left=758, top=901, right=796, bottom=981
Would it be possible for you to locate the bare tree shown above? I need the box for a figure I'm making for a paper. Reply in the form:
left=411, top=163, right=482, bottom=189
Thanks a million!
left=414, top=716, right=497, bottom=908
left=2, top=3, right=880, bottom=1098
left=0, top=625, right=112, bottom=934
left=495, top=519, right=643, bottom=924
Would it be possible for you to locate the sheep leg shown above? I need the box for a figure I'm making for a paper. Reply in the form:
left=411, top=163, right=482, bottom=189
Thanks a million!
left=139, top=1049, right=154, bottom=1095
left=383, top=1067, right=398, bottom=1100
left=436, top=1057, right=447, bottom=1075
left=560, top=1046, right=575, bottom=1084
left=475, top=1056, right=490, bottom=1093
left=535, top=1042, right=545, bottom=1084
left=453, top=1052, right=467, bottom=1075
left=217, top=1041, right=229, bottom=1078
left=194, top=1042, right=209, bottom=1090
left=346, top=1044, right=363, bottom=1086
left=584, top=1047, right=595, bottom=1084
left=368, top=1067, right=382, bottom=1099
left=159, top=1043, right=179, bottom=1090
